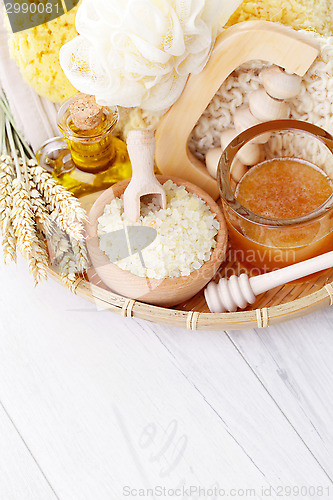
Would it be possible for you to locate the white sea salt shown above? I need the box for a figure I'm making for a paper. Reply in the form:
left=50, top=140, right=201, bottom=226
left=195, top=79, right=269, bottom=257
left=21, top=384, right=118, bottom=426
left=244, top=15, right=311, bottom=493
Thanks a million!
left=97, top=180, right=219, bottom=279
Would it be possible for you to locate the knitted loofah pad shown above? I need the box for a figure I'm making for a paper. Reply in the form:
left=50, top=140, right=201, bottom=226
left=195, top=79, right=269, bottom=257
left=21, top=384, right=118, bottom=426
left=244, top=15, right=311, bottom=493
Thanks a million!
left=188, top=32, right=333, bottom=179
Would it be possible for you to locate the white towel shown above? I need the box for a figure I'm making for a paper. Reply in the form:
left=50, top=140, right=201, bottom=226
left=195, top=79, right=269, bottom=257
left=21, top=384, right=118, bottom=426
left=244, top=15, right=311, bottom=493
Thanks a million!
left=0, top=10, right=59, bottom=153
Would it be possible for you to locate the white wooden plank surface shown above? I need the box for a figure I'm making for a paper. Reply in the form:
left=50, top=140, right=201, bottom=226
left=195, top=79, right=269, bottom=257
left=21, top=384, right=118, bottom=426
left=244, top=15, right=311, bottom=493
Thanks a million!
left=0, top=254, right=332, bottom=499
left=0, top=403, right=58, bottom=500
left=141, top=321, right=333, bottom=485
left=226, top=311, right=333, bottom=478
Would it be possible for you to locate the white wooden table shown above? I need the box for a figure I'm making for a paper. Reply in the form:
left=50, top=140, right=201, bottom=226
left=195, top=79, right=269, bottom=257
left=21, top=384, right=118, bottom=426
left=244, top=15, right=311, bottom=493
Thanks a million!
left=1, top=250, right=333, bottom=500
left=1, top=15, right=333, bottom=500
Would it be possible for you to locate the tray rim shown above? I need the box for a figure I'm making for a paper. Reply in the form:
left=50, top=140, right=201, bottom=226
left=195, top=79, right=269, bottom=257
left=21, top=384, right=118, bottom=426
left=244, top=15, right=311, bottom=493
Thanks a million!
left=48, top=269, right=333, bottom=331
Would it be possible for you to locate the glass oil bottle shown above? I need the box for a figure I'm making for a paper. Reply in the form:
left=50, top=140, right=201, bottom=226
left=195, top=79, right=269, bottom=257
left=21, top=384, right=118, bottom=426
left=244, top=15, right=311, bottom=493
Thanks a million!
left=37, top=93, right=132, bottom=198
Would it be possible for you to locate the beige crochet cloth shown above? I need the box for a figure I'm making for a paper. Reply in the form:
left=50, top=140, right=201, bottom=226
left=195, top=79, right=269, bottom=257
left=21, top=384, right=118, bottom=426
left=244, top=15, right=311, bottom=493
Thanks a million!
left=188, top=31, right=333, bottom=178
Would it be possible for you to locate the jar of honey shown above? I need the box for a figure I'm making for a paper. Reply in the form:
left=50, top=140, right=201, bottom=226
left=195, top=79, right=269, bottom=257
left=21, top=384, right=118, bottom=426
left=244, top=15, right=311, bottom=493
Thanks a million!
left=218, top=120, right=333, bottom=273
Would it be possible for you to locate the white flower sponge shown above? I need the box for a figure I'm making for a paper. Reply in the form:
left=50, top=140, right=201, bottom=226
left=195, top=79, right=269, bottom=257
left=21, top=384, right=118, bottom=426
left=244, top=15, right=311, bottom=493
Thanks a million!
left=59, top=0, right=241, bottom=112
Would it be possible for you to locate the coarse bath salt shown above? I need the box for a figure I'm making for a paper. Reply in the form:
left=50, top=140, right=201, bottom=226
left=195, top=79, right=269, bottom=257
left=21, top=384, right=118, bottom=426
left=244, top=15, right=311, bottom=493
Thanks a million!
left=97, top=180, right=219, bottom=279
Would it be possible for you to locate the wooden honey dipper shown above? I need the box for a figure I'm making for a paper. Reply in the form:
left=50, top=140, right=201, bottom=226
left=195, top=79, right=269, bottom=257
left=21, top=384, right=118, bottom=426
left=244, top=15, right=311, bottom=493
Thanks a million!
left=124, top=129, right=167, bottom=222
left=205, top=65, right=302, bottom=181
left=204, top=251, right=333, bottom=313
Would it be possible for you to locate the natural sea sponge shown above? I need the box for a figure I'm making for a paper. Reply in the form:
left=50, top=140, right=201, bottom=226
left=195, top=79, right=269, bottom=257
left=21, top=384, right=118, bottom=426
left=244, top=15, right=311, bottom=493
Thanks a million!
left=226, top=0, right=333, bottom=35
left=7, top=6, right=80, bottom=103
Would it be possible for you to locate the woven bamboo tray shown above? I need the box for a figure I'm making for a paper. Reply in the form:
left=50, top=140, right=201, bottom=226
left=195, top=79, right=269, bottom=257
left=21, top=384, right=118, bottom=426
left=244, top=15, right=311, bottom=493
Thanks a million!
left=47, top=192, right=333, bottom=330
left=49, top=259, right=333, bottom=331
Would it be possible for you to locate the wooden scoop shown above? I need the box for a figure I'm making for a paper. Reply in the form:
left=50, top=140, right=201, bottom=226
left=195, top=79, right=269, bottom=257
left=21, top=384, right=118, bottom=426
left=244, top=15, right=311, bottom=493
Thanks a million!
left=124, top=129, right=167, bottom=223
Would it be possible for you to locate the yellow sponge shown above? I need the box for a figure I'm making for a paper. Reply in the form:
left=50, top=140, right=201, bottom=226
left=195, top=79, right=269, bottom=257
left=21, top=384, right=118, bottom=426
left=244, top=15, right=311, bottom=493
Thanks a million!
left=226, top=0, right=333, bottom=35
left=7, top=6, right=80, bottom=103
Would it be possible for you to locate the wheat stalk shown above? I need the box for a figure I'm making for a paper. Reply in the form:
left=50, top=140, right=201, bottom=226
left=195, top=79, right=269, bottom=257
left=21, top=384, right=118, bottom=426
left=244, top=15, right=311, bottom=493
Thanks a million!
left=28, top=233, right=49, bottom=284
left=60, top=273, right=81, bottom=293
left=7, top=118, right=49, bottom=284
left=69, top=234, right=89, bottom=273
left=17, top=145, right=52, bottom=233
left=29, top=162, right=87, bottom=237
left=0, top=153, right=17, bottom=263
left=0, top=92, right=89, bottom=288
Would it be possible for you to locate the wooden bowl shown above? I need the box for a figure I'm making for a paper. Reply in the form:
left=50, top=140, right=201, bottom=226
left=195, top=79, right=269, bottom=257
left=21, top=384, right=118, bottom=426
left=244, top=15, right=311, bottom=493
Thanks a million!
left=86, top=175, right=228, bottom=307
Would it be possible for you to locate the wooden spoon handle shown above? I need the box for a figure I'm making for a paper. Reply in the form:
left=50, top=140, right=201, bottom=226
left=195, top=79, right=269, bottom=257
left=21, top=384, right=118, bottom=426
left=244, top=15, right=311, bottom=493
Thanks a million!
left=124, top=129, right=166, bottom=222
left=126, top=129, right=156, bottom=181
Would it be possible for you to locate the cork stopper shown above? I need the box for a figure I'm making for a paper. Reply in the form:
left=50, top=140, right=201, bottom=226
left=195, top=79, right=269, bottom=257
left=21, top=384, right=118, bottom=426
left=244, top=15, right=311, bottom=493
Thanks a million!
left=69, top=93, right=104, bottom=131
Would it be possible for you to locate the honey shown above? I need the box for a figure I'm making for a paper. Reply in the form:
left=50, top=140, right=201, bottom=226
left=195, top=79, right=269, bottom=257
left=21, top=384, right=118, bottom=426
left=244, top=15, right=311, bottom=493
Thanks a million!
left=236, top=159, right=333, bottom=219
left=225, top=158, right=333, bottom=272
